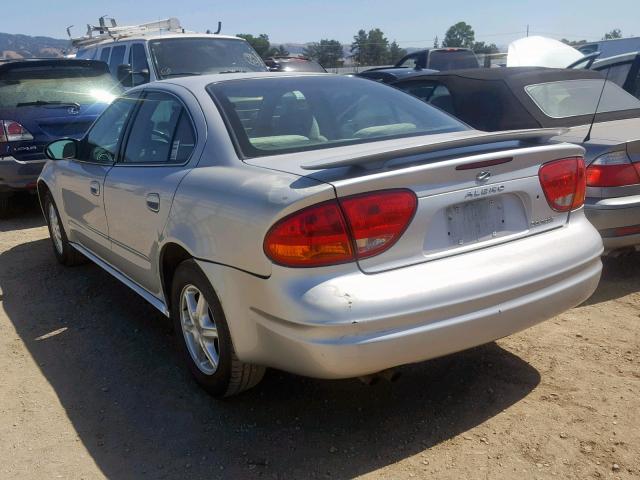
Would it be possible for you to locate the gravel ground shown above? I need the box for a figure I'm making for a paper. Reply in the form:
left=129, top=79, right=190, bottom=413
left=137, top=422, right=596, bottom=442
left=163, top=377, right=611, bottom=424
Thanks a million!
left=1, top=199, right=639, bottom=480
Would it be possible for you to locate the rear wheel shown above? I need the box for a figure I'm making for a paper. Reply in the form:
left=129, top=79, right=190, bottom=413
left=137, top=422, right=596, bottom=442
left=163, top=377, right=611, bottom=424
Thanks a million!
left=171, top=259, right=265, bottom=397
left=44, top=194, right=86, bottom=266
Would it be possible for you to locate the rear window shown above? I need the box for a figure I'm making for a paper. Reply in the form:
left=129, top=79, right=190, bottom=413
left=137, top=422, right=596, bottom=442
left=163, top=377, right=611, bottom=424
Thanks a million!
left=525, top=79, right=640, bottom=118
left=208, top=75, right=467, bottom=158
left=0, top=63, right=123, bottom=108
left=428, top=50, right=479, bottom=71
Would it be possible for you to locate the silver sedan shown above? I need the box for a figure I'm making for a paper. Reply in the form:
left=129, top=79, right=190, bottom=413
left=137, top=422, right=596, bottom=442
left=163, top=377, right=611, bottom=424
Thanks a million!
left=38, top=73, right=603, bottom=397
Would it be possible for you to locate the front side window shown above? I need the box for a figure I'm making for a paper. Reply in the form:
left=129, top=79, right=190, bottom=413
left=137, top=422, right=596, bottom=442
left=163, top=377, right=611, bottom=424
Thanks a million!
left=209, top=76, right=467, bottom=158
left=397, top=54, right=419, bottom=69
left=129, top=43, right=150, bottom=86
left=122, top=92, right=195, bottom=164
left=149, top=38, right=266, bottom=79
left=598, top=62, right=633, bottom=89
left=82, top=97, right=138, bottom=163
left=525, top=79, right=640, bottom=118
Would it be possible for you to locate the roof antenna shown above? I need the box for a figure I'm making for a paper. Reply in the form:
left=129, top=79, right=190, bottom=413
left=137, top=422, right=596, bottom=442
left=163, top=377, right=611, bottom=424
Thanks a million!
left=214, top=21, right=222, bottom=34
left=584, top=65, right=611, bottom=143
left=66, top=25, right=74, bottom=38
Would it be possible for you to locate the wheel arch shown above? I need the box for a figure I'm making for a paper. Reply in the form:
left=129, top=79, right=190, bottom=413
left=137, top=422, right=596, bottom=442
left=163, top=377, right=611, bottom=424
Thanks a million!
left=36, top=179, right=51, bottom=213
left=159, top=241, right=194, bottom=310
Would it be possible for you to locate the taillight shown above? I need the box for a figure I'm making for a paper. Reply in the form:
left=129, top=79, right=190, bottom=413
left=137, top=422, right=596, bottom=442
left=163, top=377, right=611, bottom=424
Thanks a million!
left=264, top=200, right=354, bottom=267
left=538, top=157, right=586, bottom=212
left=1, top=120, right=34, bottom=142
left=339, top=190, right=417, bottom=258
left=264, top=189, right=417, bottom=267
left=586, top=151, right=640, bottom=187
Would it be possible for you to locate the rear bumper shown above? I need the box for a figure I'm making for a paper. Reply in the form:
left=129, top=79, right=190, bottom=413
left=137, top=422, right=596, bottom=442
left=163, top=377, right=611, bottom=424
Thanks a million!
left=585, top=195, right=640, bottom=251
left=198, top=213, right=603, bottom=379
left=0, top=156, right=45, bottom=194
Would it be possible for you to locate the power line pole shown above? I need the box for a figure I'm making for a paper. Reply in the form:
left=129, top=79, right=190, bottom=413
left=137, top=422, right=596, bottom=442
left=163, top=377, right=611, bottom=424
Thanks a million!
left=526, top=24, right=529, bottom=37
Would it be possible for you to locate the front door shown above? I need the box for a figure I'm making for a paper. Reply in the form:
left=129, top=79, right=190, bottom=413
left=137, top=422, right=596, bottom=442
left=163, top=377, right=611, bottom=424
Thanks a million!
left=102, top=91, right=197, bottom=295
left=57, top=97, right=137, bottom=260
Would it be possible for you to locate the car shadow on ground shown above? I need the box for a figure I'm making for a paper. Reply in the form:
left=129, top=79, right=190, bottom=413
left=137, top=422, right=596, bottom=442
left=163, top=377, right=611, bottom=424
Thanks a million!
left=1, top=237, right=543, bottom=479
left=0, top=194, right=44, bottom=232
left=582, top=252, right=640, bottom=306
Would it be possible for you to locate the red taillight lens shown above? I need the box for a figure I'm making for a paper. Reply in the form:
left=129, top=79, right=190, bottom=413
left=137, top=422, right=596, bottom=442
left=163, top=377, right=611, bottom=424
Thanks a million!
left=264, top=200, right=354, bottom=267
left=538, top=157, right=586, bottom=212
left=264, top=190, right=417, bottom=267
left=340, top=189, right=417, bottom=259
left=1, top=120, right=34, bottom=142
left=585, top=151, right=640, bottom=187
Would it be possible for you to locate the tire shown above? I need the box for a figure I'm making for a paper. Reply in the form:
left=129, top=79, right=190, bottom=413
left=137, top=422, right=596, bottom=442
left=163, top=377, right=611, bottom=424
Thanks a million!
left=44, top=193, right=86, bottom=266
left=171, top=259, right=265, bottom=397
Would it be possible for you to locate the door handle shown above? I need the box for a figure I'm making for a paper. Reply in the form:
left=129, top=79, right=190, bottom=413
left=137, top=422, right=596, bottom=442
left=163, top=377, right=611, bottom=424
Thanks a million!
left=146, top=193, right=160, bottom=212
left=90, top=181, right=100, bottom=196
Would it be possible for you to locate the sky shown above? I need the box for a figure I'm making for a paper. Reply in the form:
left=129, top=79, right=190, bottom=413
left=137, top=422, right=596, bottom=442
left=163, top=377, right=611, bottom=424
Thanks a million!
left=3, top=0, right=640, bottom=48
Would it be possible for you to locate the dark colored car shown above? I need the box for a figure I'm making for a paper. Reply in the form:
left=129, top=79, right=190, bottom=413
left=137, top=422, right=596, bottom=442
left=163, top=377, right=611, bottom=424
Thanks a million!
left=0, top=58, right=122, bottom=215
left=358, top=48, right=479, bottom=83
left=591, top=52, right=640, bottom=100
left=264, top=56, right=326, bottom=73
left=392, top=67, right=640, bottom=253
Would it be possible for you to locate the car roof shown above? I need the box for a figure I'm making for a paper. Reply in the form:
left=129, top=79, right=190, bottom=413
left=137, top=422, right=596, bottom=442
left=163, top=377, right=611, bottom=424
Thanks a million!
left=0, top=58, right=109, bottom=74
left=79, top=33, right=243, bottom=47
left=592, top=51, right=640, bottom=68
left=359, top=67, right=438, bottom=82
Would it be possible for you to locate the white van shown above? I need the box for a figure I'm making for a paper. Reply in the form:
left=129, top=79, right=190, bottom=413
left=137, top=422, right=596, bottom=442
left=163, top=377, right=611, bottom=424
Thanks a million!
left=73, top=18, right=267, bottom=87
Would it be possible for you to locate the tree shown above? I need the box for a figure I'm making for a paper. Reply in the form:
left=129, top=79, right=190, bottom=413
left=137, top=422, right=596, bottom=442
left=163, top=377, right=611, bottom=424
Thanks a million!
left=442, top=21, right=475, bottom=49
left=433, top=36, right=440, bottom=48
left=303, top=39, right=344, bottom=68
left=472, top=41, right=499, bottom=54
left=275, top=45, right=289, bottom=56
left=603, top=29, right=622, bottom=40
left=350, top=28, right=390, bottom=66
left=389, top=40, right=407, bottom=64
left=236, top=33, right=276, bottom=58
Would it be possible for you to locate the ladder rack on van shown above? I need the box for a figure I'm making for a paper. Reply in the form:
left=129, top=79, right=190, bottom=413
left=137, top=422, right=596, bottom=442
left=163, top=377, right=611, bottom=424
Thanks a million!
left=70, top=17, right=184, bottom=48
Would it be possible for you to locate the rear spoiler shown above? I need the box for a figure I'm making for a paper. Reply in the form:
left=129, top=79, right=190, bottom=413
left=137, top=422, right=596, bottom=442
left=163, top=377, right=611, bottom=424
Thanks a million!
left=300, top=128, right=568, bottom=170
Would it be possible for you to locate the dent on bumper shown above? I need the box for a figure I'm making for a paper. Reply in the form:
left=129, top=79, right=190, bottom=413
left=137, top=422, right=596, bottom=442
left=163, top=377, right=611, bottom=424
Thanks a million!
left=197, top=215, right=603, bottom=379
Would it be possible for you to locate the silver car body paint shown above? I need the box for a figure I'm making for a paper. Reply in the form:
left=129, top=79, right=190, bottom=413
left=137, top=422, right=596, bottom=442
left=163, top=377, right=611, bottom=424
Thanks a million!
left=39, top=73, right=604, bottom=378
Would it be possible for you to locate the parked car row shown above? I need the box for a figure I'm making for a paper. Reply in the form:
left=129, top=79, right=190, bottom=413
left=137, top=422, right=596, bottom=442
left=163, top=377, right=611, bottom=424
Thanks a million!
left=3, top=20, right=638, bottom=399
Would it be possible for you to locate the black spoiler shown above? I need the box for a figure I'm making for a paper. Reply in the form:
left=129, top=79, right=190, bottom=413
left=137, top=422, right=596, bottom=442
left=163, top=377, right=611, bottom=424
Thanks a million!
left=300, top=128, right=568, bottom=170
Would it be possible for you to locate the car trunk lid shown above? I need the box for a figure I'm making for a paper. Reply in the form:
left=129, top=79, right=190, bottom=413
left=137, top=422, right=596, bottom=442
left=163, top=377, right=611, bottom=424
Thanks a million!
left=247, top=130, right=584, bottom=273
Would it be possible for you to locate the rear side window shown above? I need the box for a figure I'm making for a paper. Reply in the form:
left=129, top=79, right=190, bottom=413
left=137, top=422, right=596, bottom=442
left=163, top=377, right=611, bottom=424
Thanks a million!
left=525, top=79, right=640, bottom=118
left=100, top=48, right=111, bottom=63
left=122, top=92, right=195, bottom=164
left=109, top=45, right=126, bottom=75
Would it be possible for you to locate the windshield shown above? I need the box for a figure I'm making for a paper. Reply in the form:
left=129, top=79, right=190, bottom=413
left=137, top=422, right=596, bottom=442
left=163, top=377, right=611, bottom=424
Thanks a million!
left=525, top=79, right=640, bottom=119
left=149, top=38, right=267, bottom=78
left=208, top=75, right=467, bottom=158
left=0, top=64, right=123, bottom=109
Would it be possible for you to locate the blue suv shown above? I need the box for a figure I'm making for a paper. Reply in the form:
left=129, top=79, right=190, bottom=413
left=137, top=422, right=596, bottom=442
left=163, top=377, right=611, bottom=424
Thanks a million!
left=0, top=59, right=122, bottom=215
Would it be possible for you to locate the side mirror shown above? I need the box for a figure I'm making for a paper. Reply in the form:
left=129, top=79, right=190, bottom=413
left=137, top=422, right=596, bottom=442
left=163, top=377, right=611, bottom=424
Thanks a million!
left=117, top=63, right=133, bottom=85
left=45, top=139, right=77, bottom=160
left=133, top=68, right=150, bottom=86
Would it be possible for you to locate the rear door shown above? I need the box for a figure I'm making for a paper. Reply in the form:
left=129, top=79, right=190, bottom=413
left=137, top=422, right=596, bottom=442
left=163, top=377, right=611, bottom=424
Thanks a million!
left=102, top=89, right=199, bottom=295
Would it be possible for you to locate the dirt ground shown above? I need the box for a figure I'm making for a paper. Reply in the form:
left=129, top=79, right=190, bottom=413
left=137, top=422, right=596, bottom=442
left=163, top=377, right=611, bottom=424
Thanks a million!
left=0, top=198, right=638, bottom=480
